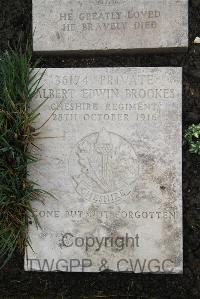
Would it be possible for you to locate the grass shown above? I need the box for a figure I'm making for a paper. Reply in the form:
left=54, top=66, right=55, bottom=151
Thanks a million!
left=0, top=43, right=46, bottom=269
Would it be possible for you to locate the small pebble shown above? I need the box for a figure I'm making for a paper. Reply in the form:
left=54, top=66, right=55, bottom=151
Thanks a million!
left=194, top=37, right=200, bottom=44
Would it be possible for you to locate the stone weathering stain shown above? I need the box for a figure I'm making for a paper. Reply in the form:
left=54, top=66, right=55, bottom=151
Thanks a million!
left=32, top=0, right=188, bottom=53
left=25, top=67, right=182, bottom=273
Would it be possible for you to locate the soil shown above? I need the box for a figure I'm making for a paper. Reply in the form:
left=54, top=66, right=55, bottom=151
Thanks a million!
left=0, top=0, right=200, bottom=298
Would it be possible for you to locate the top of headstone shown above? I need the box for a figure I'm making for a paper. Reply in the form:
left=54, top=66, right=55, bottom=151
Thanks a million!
left=32, top=0, right=188, bottom=54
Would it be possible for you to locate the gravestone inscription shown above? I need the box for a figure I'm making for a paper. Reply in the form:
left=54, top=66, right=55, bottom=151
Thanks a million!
left=32, top=0, right=188, bottom=53
left=25, top=67, right=182, bottom=273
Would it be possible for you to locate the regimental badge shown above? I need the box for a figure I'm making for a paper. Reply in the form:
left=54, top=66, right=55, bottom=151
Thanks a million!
left=69, top=128, right=139, bottom=204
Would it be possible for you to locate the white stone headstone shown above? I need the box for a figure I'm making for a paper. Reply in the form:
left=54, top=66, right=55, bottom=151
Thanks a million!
left=32, top=0, right=188, bottom=53
left=25, top=67, right=182, bottom=273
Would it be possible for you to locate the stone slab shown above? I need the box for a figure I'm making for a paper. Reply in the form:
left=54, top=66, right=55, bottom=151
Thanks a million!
left=25, top=67, right=182, bottom=273
left=32, top=0, right=188, bottom=53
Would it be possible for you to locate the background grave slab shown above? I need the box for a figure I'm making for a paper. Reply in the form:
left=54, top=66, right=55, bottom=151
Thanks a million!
left=25, top=67, right=182, bottom=273
left=32, top=0, right=188, bottom=53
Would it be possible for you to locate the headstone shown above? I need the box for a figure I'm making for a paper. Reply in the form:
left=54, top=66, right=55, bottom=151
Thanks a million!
left=25, top=67, right=183, bottom=273
left=32, top=0, right=188, bottom=53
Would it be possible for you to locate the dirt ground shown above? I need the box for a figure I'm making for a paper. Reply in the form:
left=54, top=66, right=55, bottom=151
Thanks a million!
left=0, top=0, right=200, bottom=298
